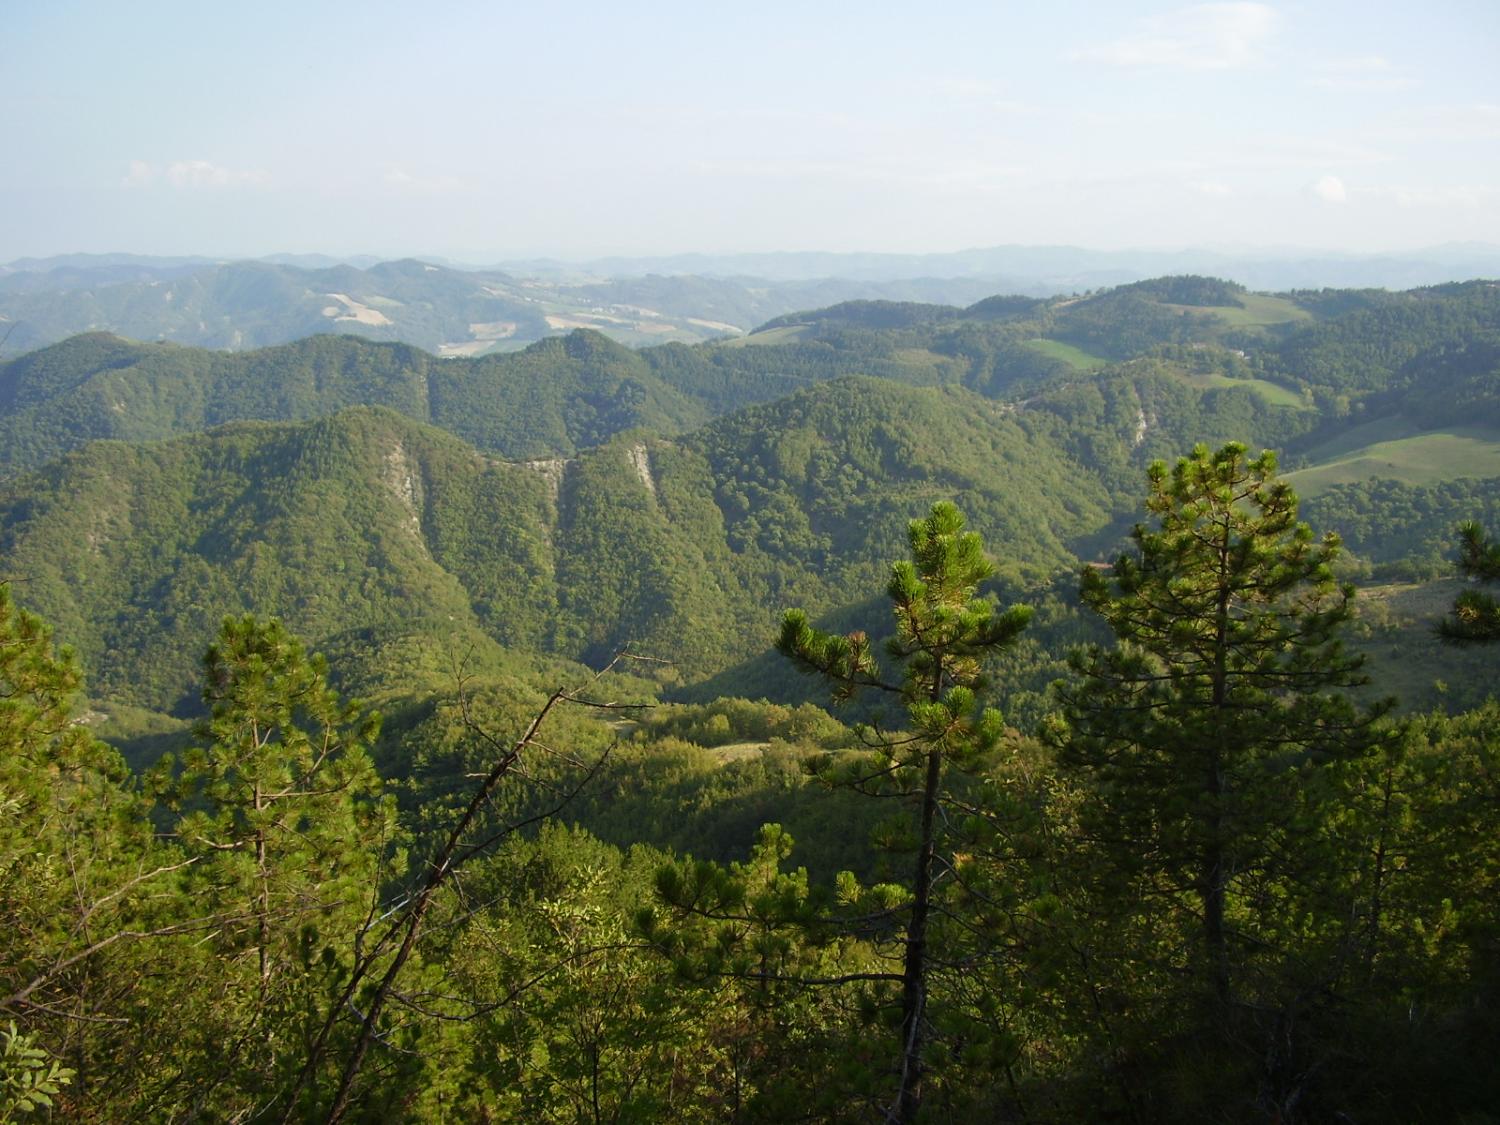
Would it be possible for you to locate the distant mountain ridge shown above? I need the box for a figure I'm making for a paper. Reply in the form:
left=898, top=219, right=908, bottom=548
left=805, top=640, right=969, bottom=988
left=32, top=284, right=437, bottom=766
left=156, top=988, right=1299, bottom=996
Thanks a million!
left=0, top=330, right=707, bottom=475
left=0, top=256, right=1009, bottom=357
left=5, top=246, right=1497, bottom=360
left=496, top=242, right=1500, bottom=290
left=5, top=276, right=1498, bottom=480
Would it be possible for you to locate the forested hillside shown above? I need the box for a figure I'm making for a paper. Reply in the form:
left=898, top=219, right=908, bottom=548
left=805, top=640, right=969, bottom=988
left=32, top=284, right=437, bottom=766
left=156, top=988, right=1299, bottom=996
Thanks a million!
left=0, top=330, right=707, bottom=474
left=2, top=277, right=1498, bottom=1122
left=7, top=276, right=1498, bottom=474
left=0, top=377, right=1115, bottom=712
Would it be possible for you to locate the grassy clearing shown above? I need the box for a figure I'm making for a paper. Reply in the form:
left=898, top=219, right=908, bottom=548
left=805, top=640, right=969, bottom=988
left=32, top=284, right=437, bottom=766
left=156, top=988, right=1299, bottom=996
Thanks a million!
left=1287, top=425, right=1500, bottom=495
left=1297, top=416, right=1419, bottom=462
left=891, top=347, right=962, bottom=380
left=711, top=740, right=769, bottom=763
left=1163, top=293, right=1312, bottom=328
left=1184, top=372, right=1309, bottom=409
left=723, top=325, right=812, bottom=348
left=1351, top=578, right=1499, bottom=712
left=1024, top=337, right=1109, bottom=371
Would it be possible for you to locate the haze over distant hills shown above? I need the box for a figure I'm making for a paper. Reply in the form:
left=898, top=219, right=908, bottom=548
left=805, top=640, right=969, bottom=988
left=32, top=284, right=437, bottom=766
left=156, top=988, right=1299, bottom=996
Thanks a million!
left=501, top=242, right=1500, bottom=290
left=4, top=244, right=1499, bottom=359
left=0, top=255, right=1004, bottom=356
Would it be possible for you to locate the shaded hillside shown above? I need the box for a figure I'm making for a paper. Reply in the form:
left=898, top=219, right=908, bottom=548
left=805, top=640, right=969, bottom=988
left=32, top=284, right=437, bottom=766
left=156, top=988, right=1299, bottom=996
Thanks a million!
left=0, top=330, right=707, bottom=474
left=0, top=380, right=1120, bottom=713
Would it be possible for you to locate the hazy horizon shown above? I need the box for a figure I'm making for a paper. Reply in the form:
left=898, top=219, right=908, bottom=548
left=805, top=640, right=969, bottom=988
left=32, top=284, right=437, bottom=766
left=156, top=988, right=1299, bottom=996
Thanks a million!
left=9, top=1, right=1498, bottom=262
left=9, top=239, right=1500, bottom=275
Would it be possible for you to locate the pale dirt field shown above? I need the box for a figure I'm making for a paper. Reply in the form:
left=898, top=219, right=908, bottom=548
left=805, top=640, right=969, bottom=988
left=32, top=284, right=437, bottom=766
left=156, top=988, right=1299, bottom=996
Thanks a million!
left=321, top=293, right=394, bottom=326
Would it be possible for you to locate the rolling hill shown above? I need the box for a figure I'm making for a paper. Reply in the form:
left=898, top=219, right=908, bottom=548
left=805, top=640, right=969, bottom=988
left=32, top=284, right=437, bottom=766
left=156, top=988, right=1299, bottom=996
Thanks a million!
left=1, top=274, right=1497, bottom=723
left=0, top=379, right=1118, bottom=713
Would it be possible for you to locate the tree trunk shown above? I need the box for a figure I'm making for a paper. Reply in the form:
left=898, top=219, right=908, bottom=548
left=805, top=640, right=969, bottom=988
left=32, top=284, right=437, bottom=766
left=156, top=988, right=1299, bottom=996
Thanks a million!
left=1205, top=554, right=1231, bottom=1008
left=896, top=743, right=943, bottom=1124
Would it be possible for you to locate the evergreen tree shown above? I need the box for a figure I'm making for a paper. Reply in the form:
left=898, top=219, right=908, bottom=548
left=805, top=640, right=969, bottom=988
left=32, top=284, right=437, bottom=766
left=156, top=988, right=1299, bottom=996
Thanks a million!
left=1049, top=444, right=1389, bottom=1109
left=160, top=615, right=391, bottom=1112
left=0, top=586, right=174, bottom=1117
left=777, top=501, right=1031, bottom=1123
left=1440, top=520, right=1500, bottom=642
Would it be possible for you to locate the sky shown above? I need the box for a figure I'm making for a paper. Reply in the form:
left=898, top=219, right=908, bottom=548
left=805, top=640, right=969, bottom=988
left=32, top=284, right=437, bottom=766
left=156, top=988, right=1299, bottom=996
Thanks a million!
left=6, top=0, right=1499, bottom=261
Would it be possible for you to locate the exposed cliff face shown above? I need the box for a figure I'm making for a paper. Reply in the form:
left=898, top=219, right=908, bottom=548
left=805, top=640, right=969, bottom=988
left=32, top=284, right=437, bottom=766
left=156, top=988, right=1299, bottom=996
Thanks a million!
left=523, top=457, right=571, bottom=506
left=383, top=439, right=425, bottom=543
left=627, top=442, right=657, bottom=503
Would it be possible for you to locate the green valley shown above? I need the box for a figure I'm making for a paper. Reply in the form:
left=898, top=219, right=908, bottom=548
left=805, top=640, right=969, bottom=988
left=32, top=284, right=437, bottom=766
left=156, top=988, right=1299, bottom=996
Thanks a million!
left=3, top=274, right=1499, bottom=1124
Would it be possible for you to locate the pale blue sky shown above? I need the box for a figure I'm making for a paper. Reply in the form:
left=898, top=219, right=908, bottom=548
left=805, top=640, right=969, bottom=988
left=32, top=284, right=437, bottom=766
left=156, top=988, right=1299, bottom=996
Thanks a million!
left=6, top=0, right=1498, bottom=260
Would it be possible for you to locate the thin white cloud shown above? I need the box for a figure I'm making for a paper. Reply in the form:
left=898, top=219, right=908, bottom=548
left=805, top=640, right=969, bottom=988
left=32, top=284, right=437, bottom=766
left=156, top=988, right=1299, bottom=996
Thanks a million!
left=122, top=159, right=268, bottom=189
left=171, top=159, right=267, bottom=188
left=935, top=77, right=1002, bottom=98
left=1188, top=179, right=1234, bottom=197
left=1071, top=3, right=1278, bottom=71
left=1308, top=53, right=1417, bottom=93
left=1389, top=103, right=1500, bottom=142
left=688, top=155, right=1031, bottom=194
left=120, top=160, right=156, bottom=188
left=1323, top=54, right=1395, bottom=73
left=931, top=77, right=1039, bottom=114
left=1310, top=175, right=1348, bottom=203
left=383, top=167, right=475, bottom=195
left=1375, top=184, right=1493, bottom=209
left=1308, top=76, right=1418, bottom=92
left=1117, top=136, right=1391, bottom=176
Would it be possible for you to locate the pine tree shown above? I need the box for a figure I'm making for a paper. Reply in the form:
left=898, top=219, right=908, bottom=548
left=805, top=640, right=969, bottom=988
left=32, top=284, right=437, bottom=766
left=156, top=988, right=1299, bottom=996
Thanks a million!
left=0, top=586, right=169, bottom=1117
left=1050, top=444, right=1386, bottom=1010
left=778, top=500, right=1031, bottom=1123
left=1439, top=520, right=1500, bottom=642
left=161, top=615, right=391, bottom=1111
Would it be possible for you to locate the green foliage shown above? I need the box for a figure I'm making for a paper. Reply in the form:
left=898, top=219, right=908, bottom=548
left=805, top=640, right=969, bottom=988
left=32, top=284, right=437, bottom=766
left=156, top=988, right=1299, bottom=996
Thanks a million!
left=1117, top=275, right=1248, bottom=307
left=151, top=615, right=394, bottom=1114
left=9, top=273, right=1500, bottom=1118
left=167, top=614, right=388, bottom=872
left=1301, top=474, right=1500, bottom=568
left=777, top=502, right=1031, bottom=1120
left=1440, top=519, right=1500, bottom=642
left=0, top=585, right=101, bottom=785
left=633, top=698, right=848, bottom=750
left=1049, top=443, right=1399, bottom=1116
left=1055, top=444, right=1384, bottom=994
left=0, top=329, right=707, bottom=476
left=1047, top=289, right=1210, bottom=358
left=1021, top=336, right=1109, bottom=371
left=1345, top=578, right=1500, bottom=712
left=759, top=299, right=964, bottom=333
left=0, top=1023, right=73, bottom=1123
left=1268, top=281, right=1500, bottom=396
left=395, top=825, right=739, bottom=1122
left=2, top=500, right=1499, bottom=1121
left=1287, top=422, right=1500, bottom=495
left=0, top=585, right=148, bottom=1021
left=638, top=823, right=882, bottom=1120
left=0, top=377, right=1122, bottom=711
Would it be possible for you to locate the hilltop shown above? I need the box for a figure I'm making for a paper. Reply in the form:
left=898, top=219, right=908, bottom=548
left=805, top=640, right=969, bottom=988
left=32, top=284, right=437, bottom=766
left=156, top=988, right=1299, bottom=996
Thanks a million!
left=0, top=273, right=1497, bottom=719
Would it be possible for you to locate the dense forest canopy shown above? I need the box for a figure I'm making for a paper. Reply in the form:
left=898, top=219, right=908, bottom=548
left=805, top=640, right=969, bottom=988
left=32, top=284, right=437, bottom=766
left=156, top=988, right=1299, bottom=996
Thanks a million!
left=1, top=275, right=1497, bottom=1121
